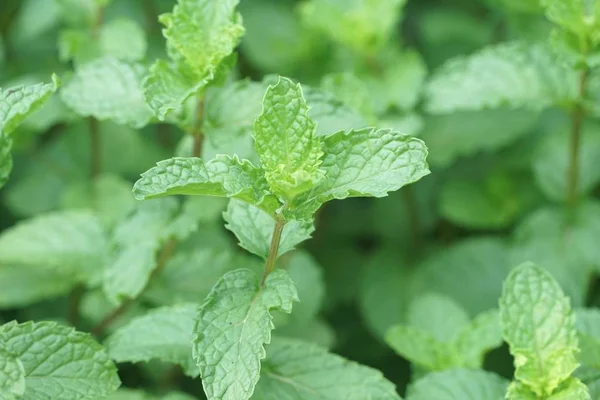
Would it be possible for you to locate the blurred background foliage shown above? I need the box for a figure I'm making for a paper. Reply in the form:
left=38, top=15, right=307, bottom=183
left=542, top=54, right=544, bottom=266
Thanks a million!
left=1, top=0, right=599, bottom=398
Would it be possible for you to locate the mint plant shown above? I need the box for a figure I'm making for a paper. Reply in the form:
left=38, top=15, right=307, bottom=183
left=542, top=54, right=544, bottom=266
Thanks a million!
left=3, top=0, right=600, bottom=399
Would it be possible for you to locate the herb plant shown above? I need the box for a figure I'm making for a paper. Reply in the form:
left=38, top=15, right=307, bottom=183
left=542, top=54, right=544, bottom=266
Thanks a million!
left=2, top=0, right=600, bottom=399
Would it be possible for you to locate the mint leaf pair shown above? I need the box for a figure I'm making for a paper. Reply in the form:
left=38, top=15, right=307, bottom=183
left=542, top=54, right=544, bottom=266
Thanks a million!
left=500, top=262, right=590, bottom=399
left=0, top=321, right=119, bottom=399
left=385, top=293, right=502, bottom=371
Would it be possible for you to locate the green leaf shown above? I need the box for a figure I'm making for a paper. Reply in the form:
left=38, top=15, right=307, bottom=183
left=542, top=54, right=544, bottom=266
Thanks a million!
left=406, top=369, right=509, bottom=400
left=542, top=0, right=600, bottom=42
left=0, top=133, right=12, bottom=189
left=105, top=303, right=198, bottom=377
left=254, top=77, right=324, bottom=200
left=425, top=42, right=577, bottom=113
left=500, top=262, right=579, bottom=396
left=454, top=309, right=503, bottom=368
left=386, top=325, right=458, bottom=370
left=61, top=57, right=153, bottom=128
left=142, top=59, right=211, bottom=121
left=99, top=19, right=147, bottom=61
left=103, top=198, right=179, bottom=304
left=574, top=308, right=600, bottom=369
left=533, top=123, right=600, bottom=202
left=192, top=269, right=298, bottom=400
left=321, top=73, right=376, bottom=122
left=291, top=127, right=429, bottom=218
left=281, top=251, right=325, bottom=323
left=0, top=75, right=60, bottom=135
left=406, top=293, right=471, bottom=342
left=0, top=210, right=107, bottom=281
left=133, top=156, right=279, bottom=214
left=273, top=318, right=335, bottom=349
left=508, top=378, right=591, bottom=400
left=160, top=0, right=244, bottom=76
left=223, top=199, right=314, bottom=259
left=0, top=321, right=120, bottom=399
left=252, top=337, right=402, bottom=399
left=0, top=342, right=25, bottom=399
left=299, top=0, right=407, bottom=54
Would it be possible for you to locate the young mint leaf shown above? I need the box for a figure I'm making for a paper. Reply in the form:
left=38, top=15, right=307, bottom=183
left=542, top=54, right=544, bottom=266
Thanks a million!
left=1, top=75, right=60, bottom=135
left=104, top=303, right=198, bottom=377
left=160, top=0, right=244, bottom=76
left=385, top=325, right=458, bottom=370
left=0, top=342, right=25, bottom=399
left=103, top=198, right=179, bottom=304
left=0, top=210, right=107, bottom=281
left=406, top=293, right=471, bottom=342
left=291, top=127, right=429, bottom=218
left=60, top=57, right=153, bottom=128
left=299, top=0, right=407, bottom=55
left=223, top=199, right=314, bottom=259
left=508, top=378, right=591, bottom=400
left=425, top=42, right=577, bottom=113
left=542, top=0, right=600, bottom=42
left=0, top=321, right=120, bottom=399
left=254, top=77, right=324, bottom=200
left=0, top=133, right=12, bottom=189
left=454, top=309, right=503, bottom=368
left=133, top=156, right=280, bottom=214
left=252, top=337, right=402, bottom=400
left=406, top=369, right=509, bottom=400
left=192, top=269, right=298, bottom=400
left=500, top=262, right=579, bottom=397
left=143, top=59, right=211, bottom=122
left=575, top=309, right=600, bottom=369
left=99, top=19, right=147, bottom=61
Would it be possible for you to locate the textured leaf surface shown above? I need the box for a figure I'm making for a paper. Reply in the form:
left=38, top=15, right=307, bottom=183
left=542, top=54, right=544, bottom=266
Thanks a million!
left=425, top=42, right=577, bottom=113
left=291, top=127, right=429, bottom=218
left=105, top=303, right=198, bottom=377
left=252, top=337, right=402, bottom=399
left=406, top=369, right=509, bottom=400
left=500, top=262, right=579, bottom=396
left=0, top=75, right=59, bottom=135
left=254, top=77, right=323, bottom=200
left=192, top=269, right=298, bottom=400
left=133, top=156, right=278, bottom=214
left=61, top=57, right=152, bottom=128
left=302, top=86, right=367, bottom=136
left=0, top=321, right=120, bottom=399
left=0, top=210, right=107, bottom=280
left=160, top=0, right=244, bottom=75
left=0, top=133, right=12, bottom=189
left=223, top=199, right=314, bottom=259
left=0, top=342, right=25, bottom=399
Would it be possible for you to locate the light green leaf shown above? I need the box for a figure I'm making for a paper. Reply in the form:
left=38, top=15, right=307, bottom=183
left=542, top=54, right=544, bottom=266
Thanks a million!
left=546, top=378, right=591, bottom=399
left=223, top=199, right=314, bottom=259
left=99, top=19, right=147, bottom=61
left=252, top=337, right=402, bottom=400
left=103, top=198, right=179, bottom=304
left=0, top=133, right=12, bottom=189
left=406, top=293, right=471, bottom=342
left=0, top=342, right=25, bottom=399
left=406, top=369, right=509, bottom=400
left=133, top=156, right=279, bottom=214
left=160, top=0, right=244, bottom=76
left=542, top=0, right=600, bottom=41
left=61, top=57, right=153, bottom=128
left=533, top=123, right=600, bottom=202
left=192, top=269, right=298, bottom=400
left=454, top=309, right=503, bottom=368
left=254, top=77, right=324, bottom=200
left=321, top=73, right=376, bottom=122
left=142, top=59, right=211, bottom=121
left=425, top=42, right=577, bottom=113
left=0, top=75, right=60, bottom=135
left=575, top=309, right=600, bottom=369
left=282, top=251, right=325, bottom=323
left=500, top=262, right=579, bottom=397
left=299, top=0, right=407, bottom=54
left=273, top=318, right=335, bottom=349
left=0, top=210, right=107, bottom=281
left=0, top=321, right=120, bottom=399
left=105, top=303, right=198, bottom=377
left=385, top=325, right=457, bottom=370
left=291, top=127, right=429, bottom=218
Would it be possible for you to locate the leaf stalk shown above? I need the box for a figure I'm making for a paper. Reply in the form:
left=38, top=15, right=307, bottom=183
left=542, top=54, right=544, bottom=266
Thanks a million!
left=261, top=216, right=285, bottom=286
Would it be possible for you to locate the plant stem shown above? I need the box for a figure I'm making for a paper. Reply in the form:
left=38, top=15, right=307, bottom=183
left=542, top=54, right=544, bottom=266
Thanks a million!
left=260, top=217, right=285, bottom=286
left=89, top=117, right=100, bottom=178
left=91, top=238, right=177, bottom=336
left=566, top=67, right=590, bottom=210
left=192, top=98, right=205, bottom=158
